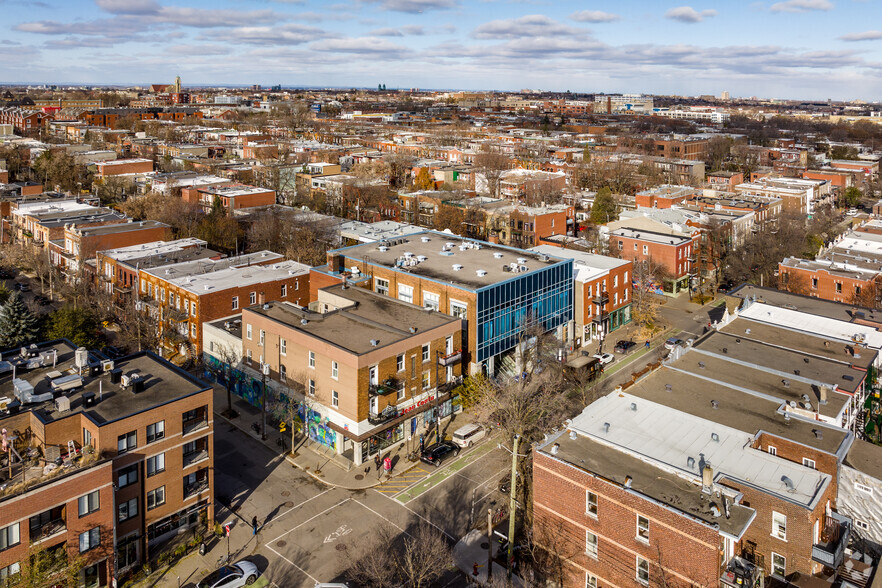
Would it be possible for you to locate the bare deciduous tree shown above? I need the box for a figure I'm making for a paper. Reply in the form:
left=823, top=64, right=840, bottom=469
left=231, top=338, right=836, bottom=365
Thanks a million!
left=475, top=147, right=510, bottom=198
left=345, top=522, right=451, bottom=588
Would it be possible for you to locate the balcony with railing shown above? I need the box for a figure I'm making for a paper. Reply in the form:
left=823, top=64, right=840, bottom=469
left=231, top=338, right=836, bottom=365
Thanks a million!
left=183, top=474, right=209, bottom=500
left=720, top=556, right=760, bottom=588
left=165, top=306, right=188, bottom=323
left=29, top=506, right=66, bottom=542
left=438, top=350, right=462, bottom=366
left=812, top=511, right=851, bottom=569
left=592, top=291, right=609, bottom=306
left=369, top=378, right=399, bottom=397
left=182, top=406, right=209, bottom=436
left=368, top=405, right=398, bottom=426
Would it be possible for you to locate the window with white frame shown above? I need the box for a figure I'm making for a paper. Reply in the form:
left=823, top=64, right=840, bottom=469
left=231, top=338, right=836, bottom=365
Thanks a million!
left=0, top=562, right=20, bottom=582
left=585, top=531, right=598, bottom=558
left=450, top=300, right=468, bottom=319
left=397, top=386, right=406, bottom=401
left=308, top=379, right=315, bottom=396
left=422, top=371, right=430, bottom=390
left=643, top=245, right=648, bottom=255
left=332, top=390, right=339, bottom=408
left=636, top=556, right=649, bottom=584
left=586, top=491, right=597, bottom=516
left=308, top=351, right=315, bottom=368
left=637, top=515, right=650, bottom=542
left=856, top=519, right=869, bottom=531
left=398, top=284, right=413, bottom=304
left=191, top=323, right=197, bottom=337
left=422, top=344, right=430, bottom=362
left=423, top=291, right=440, bottom=310
left=802, top=457, right=816, bottom=469
left=250, top=292, right=257, bottom=305
left=280, top=364, right=287, bottom=382
left=259, top=329, right=265, bottom=345
left=375, top=277, right=389, bottom=296
left=397, top=354, right=405, bottom=372
left=768, top=445, right=777, bottom=456
left=771, top=552, right=785, bottom=576
left=231, top=296, right=239, bottom=310
left=772, top=511, right=787, bottom=540
left=246, top=349, right=252, bottom=365
left=331, top=361, right=338, bottom=379
left=281, top=284, right=287, bottom=297
left=246, top=324, right=252, bottom=340
left=586, top=573, right=597, bottom=588
left=280, top=338, right=286, bottom=355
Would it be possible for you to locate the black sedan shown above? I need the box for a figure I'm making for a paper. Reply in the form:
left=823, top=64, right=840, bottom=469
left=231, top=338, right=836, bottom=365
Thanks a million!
left=420, top=441, right=460, bottom=467
left=614, top=340, right=637, bottom=353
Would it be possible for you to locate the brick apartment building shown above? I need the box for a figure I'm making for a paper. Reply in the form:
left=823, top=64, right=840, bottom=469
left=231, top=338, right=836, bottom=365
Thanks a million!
left=0, top=107, right=47, bottom=135
left=54, top=220, right=171, bottom=278
left=0, top=339, right=214, bottom=586
left=778, top=228, right=882, bottom=307
left=608, top=225, right=695, bottom=294
left=230, top=285, right=463, bottom=466
left=311, top=231, right=573, bottom=374
left=181, top=184, right=276, bottom=213
left=532, top=246, right=632, bottom=348
left=535, top=314, right=866, bottom=586
left=634, top=185, right=701, bottom=209
left=487, top=204, right=575, bottom=249
left=652, top=135, right=708, bottom=161
left=138, top=252, right=310, bottom=357
left=77, top=108, right=203, bottom=130
left=707, top=170, right=745, bottom=190
left=94, top=159, right=154, bottom=178
left=735, top=177, right=829, bottom=215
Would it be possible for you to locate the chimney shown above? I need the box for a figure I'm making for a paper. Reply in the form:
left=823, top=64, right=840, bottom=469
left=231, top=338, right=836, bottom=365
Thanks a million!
left=702, top=464, right=714, bottom=492
left=819, top=385, right=829, bottom=405
left=258, top=292, right=265, bottom=305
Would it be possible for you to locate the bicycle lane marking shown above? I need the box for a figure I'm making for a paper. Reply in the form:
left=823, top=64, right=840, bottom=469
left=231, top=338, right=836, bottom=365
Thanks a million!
left=395, top=440, right=497, bottom=504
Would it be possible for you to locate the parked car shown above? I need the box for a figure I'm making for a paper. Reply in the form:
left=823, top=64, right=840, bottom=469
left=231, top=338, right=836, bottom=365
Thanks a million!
left=15, top=282, right=30, bottom=292
left=664, top=338, right=685, bottom=350
left=420, top=441, right=460, bottom=467
left=593, top=353, right=614, bottom=365
left=613, top=340, right=636, bottom=353
left=197, top=560, right=260, bottom=588
left=452, top=423, right=485, bottom=448
left=0, top=269, right=13, bottom=279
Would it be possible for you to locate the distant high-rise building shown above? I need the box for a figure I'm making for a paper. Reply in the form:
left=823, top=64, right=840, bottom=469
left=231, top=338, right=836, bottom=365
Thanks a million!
left=721, top=90, right=730, bottom=100
left=174, top=75, right=181, bottom=93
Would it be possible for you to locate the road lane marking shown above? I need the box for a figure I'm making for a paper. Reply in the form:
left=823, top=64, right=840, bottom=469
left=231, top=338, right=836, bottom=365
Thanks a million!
left=267, top=498, right=351, bottom=545
left=265, top=543, right=318, bottom=584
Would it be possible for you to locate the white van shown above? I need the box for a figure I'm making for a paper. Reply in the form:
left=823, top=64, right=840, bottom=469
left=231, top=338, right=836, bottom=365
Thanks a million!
left=452, top=423, right=485, bottom=448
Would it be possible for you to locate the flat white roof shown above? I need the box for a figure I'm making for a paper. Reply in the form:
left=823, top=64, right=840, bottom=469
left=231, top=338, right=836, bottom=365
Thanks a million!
left=169, top=260, right=310, bottom=294
left=98, top=158, right=153, bottom=166
left=530, top=245, right=628, bottom=283
left=13, top=200, right=97, bottom=217
left=738, top=301, right=882, bottom=352
left=569, top=392, right=830, bottom=509
left=99, top=238, right=208, bottom=262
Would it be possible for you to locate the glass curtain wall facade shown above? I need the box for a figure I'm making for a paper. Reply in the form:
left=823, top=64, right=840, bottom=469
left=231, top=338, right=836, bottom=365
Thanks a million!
left=475, top=260, right=573, bottom=363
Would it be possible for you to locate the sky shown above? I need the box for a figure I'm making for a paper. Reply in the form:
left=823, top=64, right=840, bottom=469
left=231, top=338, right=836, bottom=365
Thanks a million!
left=1, top=0, right=882, bottom=100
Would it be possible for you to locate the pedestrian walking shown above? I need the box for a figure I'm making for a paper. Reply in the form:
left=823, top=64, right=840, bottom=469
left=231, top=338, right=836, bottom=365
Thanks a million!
left=645, top=340, right=650, bottom=349
left=251, top=516, right=258, bottom=537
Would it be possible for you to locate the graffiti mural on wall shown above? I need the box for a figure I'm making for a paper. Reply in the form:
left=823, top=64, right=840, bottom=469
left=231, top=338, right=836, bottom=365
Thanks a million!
left=203, top=355, right=264, bottom=408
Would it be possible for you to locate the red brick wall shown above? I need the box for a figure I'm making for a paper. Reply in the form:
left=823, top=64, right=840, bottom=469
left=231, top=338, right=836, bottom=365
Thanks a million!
left=534, top=451, right=721, bottom=588
left=778, top=264, right=875, bottom=305
left=97, top=160, right=153, bottom=176
left=611, top=236, right=694, bottom=279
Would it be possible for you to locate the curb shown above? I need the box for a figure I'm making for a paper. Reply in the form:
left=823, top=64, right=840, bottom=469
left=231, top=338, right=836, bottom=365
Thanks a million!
left=214, top=407, right=426, bottom=491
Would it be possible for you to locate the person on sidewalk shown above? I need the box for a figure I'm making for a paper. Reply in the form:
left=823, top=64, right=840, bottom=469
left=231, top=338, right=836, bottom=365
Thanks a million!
left=251, top=516, right=258, bottom=537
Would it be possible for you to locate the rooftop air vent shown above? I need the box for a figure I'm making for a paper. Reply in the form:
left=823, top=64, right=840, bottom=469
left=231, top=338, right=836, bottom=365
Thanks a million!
left=417, top=255, right=428, bottom=262
left=710, top=503, right=721, bottom=517
left=624, top=476, right=632, bottom=489
left=736, top=338, right=741, bottom=344
left=801, top=394, right=810, bottom=402
left=813, top=429, right=823, bottom=440
left=370, top=339, right=378, bottom=346
left=722, top=347, right=728, bottom=354
left=476, top=269, right=487, bottom=277
left=378, top=246, right=388, bottom=252
left=630, top=402, right=637, bottom=411
left=782, top=379, right=790, bottom=387
left=550, top=443, right=560, bottom=455
left=300, top=319, right=308, bottom=325
left=569, top=430, right=577, bottom=441
left=794, top=369, right=800, bottom=376
left=517, top=257, right=527, bottom=264
left=665, top=384, right=672, bottom=392
left=711, top=432, right=719, bottom=442
left=421, top=236, right=430, bottom=243
left=803, top=357, right=810, bottom=363
left=409, top=327, right=417, bottom=333
left=745, top=328, right=751, bottom=334
left=452, top=264, right=463, bottom=271
left=262, top=303, right=269, bottom=310
left=711, top=400, right=719, bottom=409
left=602, top=422, right=610, bottom=433
left=494, top=252, right=504, bottom=259
left=698, top=361, right=705, bottom=369
left=781, top=475, right=795, bottom=491
left=843, top=374, right=855, bottom=381
left=687, top=456, right=695, bottom=469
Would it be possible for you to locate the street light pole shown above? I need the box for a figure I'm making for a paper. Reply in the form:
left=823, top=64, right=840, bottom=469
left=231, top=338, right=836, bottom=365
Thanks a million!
left=260, top=339, right=268, bottom=440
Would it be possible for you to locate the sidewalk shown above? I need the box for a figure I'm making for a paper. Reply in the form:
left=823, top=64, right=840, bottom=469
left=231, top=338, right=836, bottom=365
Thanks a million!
left=212, top=384, right=452, bottom=491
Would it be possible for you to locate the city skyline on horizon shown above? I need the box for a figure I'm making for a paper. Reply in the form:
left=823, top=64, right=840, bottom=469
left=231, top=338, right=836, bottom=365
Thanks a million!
left=2, top=0, right=882, bottom=101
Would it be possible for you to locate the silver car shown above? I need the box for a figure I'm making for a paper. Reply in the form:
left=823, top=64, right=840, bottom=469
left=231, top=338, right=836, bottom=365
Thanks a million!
left=198, top=560, right=260, bottom=588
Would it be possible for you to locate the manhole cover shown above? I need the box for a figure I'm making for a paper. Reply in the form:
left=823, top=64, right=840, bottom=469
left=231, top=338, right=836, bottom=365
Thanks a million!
left=284, top=501, right=294, bottom=507
left=281, top=491, right=290, bottom=497
left=277, top=540, right=286, bottom=548
left=480, top=542, right=489, bottom=549
left=354, top=474, right=364, bottom=480
left=335, top=544, right=347, bottom=551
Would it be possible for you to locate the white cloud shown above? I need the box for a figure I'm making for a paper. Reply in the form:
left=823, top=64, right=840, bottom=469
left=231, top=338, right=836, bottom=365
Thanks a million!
left=570, top=10, right=620, bottom=23
left=474, top=15, right=586, bottom=39
left=218, top=23, right=333, bottom=45
left=369, top=25, right=424, bottom=36
left=664, top=6, right=718, bottom=23
left=94, top=0, right=160, bottom=14
left=311, top=36, right=409, bottom=56
left=839, top=30, right=882, bottom=41
left=371, top=0, right=457, bottom=13
left=769, top=0, right=833, bottom=12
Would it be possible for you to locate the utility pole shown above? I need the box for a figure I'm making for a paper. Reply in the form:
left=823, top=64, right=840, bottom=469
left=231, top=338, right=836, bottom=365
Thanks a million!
left=487, top=507, right=493, bottom=582
left=507, top=434, right=520, bottom=581
left=261, top=359, right=269, bottom=441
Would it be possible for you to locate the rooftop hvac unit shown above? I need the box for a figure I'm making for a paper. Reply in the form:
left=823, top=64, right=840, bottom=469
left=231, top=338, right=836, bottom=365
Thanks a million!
left=54, top=396, right=70, bottom=413
left=75, top=347, right=89, bottom=369
left=82, top=392, right=96, bottom=407
left=452, top=264, right=463, bottom=271
left=493, top=252, right=503, bottom=259
left=476, top=269, right=487, bottom=277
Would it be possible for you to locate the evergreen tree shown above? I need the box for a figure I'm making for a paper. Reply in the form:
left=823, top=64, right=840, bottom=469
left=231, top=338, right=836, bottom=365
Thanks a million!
left=0, top=291, right=41, bottom=349
left=590, top=187, right=619, bottom=225
left=46, top=305, right=101, bottom=349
